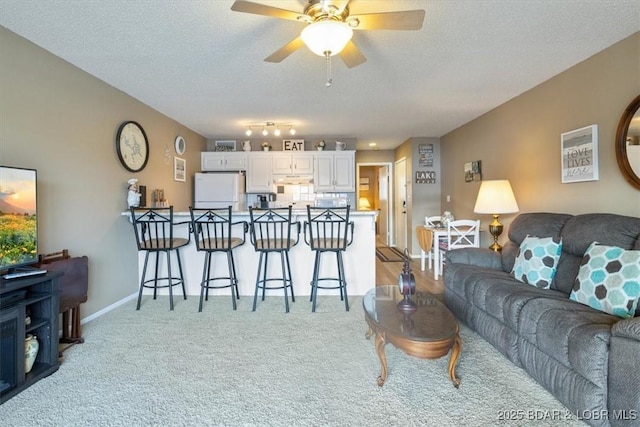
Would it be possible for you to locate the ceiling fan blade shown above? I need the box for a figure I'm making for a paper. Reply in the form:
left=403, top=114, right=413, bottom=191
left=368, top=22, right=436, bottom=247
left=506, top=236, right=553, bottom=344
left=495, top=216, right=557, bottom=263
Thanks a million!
left=231, top=0, right=302, bottom=21
left=349, top=10, right=426, bottom=31
left=264, top=36, right=305, bottom=63
left=339, top=40, right=366, bottom=68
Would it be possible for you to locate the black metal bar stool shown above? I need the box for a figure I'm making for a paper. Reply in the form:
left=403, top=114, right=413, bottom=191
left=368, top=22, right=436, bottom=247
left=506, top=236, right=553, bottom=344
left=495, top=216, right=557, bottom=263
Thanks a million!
left=304, top=205, right=354, bottom=312
left=190, top=206, right=248, bottom=312
left=248, top=206, right=300, bottom=313
left=130, top=206, right=190, bottom=310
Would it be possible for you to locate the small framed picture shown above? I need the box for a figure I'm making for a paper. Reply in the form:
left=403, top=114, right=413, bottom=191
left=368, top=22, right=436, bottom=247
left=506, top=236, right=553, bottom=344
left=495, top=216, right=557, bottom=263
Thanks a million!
left=561, top=124, right=598, bottom=183
left=214, top=140, right=236, bottom=151
left=174, top=157, right=186, bottom=182
left=464, top=160, right=482, bottom=182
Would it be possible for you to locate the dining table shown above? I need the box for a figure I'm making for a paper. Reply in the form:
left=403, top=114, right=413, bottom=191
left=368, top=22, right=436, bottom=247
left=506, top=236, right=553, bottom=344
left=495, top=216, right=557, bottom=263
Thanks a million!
left=424, top=224, right=480, bottom=280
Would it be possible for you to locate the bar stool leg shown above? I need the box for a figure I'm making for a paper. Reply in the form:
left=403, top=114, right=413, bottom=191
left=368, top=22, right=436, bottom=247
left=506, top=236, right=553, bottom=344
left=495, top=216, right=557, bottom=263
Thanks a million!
left=261, top=253, right=270, bottom=301
left=253, top=252, right=264, bottom=312
left=198, top=252, right=210, bottom=312
left=285, top=251, right=295, bottom=302
left=153, top=252, right=160, bottom=300
left=137, top=251, right=151, bottom=310
left=226, top=251, right=237, bottom=310
left=167, top=250, right=174, bottom=311
left=230, top=251, right=240, bottom=300
left=176, top=249, right=187, bottom=300
left=337, top=251, right=349, bottom=311
left=311, top=251, right=321, bottom=312
left=280, top=252, right=290, bottom=313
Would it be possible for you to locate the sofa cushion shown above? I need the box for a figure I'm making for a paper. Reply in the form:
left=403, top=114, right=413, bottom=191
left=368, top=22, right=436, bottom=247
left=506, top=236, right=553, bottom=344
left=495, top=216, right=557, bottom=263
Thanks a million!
left=554, top=213, right=640, bottom=296
left=511, top=236, right=562, bottom=289
left=518, top=297, right=618, bottom=388
left=569, top=242, right=640, bottom=318
left=502, top=213, right=572, bottom=274
left=449, top=265, right=567, bottom=331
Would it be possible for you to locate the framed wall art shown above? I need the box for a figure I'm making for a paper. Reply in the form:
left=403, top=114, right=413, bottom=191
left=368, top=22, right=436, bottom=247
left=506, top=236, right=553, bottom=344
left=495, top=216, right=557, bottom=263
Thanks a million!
left=464, top=160, right=482, bottom=182
left=561, top=124, right=598, bottom=183
left=214, top=140, right=236, bottom=151
left=174, top=157, right=186, bottom=182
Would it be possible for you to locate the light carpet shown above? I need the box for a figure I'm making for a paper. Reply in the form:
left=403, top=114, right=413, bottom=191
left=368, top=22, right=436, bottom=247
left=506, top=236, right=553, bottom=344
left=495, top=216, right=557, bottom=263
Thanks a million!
left=0, top=295, right=586, bottom=426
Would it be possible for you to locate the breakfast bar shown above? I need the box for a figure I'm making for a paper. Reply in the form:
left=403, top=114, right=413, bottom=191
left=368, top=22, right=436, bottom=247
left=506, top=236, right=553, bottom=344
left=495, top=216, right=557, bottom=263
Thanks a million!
left=123, top=209, right=378, bottom=299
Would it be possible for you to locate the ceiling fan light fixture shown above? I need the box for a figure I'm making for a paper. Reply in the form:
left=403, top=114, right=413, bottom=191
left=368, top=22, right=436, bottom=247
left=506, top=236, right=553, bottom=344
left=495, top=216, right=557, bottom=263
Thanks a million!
left=301, top=20, right=353, bottom=57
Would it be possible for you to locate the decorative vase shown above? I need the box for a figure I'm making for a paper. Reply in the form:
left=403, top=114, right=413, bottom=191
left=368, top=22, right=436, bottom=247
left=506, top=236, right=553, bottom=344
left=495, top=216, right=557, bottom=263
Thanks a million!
left=25, top=334, right=39, bottom=373
left=262, top=146, right=270, bottom=152
left=316, top=146, right=324, bottom=151
left=442, top=211, right=455, bottom=228
left=242, top=141, right=251, bottom=152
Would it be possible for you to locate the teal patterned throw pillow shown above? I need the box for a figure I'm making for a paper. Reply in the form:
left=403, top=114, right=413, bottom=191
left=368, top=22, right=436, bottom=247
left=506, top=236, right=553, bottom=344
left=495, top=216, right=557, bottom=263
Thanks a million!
left=511, top=235, right=562, bottom=289
left=570, top=243, right=640, bottom=318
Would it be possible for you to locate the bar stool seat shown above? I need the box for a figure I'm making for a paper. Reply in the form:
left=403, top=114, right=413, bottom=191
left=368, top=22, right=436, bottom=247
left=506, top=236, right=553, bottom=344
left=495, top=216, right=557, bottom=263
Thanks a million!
left=304, top=205, right=354, bottom=312
left=130, top=206, right=189, bottom=310
left=248, top=206, right=300, bottom=313
left=190, top=207, right=248, bottom=312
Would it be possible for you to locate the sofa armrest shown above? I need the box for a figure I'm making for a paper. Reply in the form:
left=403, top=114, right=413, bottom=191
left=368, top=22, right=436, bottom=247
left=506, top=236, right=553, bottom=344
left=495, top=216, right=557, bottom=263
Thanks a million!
left=608, top=316, right=640, bottom=425
left=444, top=248, right=502, bottom=269
left=612, top=316, right=640, bottom=341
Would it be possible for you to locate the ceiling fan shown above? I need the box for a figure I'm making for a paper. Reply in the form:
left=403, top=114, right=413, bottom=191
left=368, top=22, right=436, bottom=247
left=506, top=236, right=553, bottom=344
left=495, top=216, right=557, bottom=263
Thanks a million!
left=230, top=0, right=426, bottom=69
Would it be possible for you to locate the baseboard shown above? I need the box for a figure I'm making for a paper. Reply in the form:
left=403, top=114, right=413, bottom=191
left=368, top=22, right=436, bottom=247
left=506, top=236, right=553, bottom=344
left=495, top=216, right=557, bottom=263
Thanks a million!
left=80, top=292, right=138, bottom=325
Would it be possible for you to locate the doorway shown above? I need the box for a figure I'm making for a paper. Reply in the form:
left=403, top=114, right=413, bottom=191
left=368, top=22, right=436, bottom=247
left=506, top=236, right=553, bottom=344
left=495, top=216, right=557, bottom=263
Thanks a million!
left=357, top=163, right=393, bottom=246
left=394, top=157, right=407, bottom=250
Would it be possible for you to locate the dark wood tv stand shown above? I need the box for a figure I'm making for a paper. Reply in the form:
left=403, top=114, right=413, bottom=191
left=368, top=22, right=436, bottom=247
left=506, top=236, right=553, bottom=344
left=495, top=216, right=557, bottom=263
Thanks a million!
left=0, top=271, right=61, bottom=404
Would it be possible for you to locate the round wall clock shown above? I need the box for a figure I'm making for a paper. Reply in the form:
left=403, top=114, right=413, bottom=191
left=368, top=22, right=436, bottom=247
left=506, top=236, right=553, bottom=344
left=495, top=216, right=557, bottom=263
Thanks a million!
left=116, top=121, right=149, bottom=172
left=174, top=135, right=186, bottom=155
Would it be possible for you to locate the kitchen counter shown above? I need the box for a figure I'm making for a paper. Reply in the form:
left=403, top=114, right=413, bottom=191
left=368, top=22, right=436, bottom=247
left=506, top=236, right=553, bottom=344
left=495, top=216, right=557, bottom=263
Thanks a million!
left=122, top=209, right=378, bottom=299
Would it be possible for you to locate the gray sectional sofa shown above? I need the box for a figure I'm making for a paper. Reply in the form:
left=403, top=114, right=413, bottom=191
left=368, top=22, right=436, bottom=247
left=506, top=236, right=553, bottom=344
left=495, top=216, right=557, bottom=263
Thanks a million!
left=443, top=213, right=640, bottom=427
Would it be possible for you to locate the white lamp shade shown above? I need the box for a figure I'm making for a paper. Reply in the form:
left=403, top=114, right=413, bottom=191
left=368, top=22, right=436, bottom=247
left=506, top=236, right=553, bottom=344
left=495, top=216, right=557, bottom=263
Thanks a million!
left=358, top=197, right=371, bottom=210
left=301, top=21, right=353, bottom=57
left=474, top=180, right=519, bottom=214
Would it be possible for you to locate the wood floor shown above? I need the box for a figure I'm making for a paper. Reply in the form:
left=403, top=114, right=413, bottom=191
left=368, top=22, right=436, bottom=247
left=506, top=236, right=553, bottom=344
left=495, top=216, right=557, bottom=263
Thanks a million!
left=375, top=253, right=445, bottom=295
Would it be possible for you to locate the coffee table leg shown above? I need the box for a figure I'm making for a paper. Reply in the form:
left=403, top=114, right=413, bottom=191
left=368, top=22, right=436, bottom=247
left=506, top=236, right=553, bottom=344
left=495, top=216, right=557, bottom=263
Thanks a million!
left=365, top=326, right=374, bottom=339
left=374, top=332, right=388, bottom=387
left=448, top=333, right=462, bottom=388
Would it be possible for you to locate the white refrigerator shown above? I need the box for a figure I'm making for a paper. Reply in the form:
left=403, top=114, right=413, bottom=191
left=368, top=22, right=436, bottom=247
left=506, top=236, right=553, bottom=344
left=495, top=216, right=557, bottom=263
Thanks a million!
left=194, top=172, right=246, bottom=210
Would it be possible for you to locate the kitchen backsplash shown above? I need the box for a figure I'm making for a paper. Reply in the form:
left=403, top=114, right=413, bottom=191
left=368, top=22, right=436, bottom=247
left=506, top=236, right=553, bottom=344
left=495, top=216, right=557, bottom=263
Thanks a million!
left=246, top=184, right=355, bottom=209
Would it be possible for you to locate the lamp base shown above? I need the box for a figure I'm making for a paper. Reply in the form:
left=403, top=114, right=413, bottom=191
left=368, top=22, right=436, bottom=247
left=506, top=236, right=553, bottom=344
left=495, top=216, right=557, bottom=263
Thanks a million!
left=488, top=214, right=504, bottom=252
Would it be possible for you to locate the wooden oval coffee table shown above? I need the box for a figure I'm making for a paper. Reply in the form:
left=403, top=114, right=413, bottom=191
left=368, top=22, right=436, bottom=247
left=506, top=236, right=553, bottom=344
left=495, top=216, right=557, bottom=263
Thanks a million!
left=363, top=286, right=461, bottom=387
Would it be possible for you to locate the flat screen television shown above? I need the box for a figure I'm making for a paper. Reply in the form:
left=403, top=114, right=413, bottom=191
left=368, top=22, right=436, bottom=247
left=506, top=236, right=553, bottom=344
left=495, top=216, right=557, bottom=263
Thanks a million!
left=0, top=166, right=38, bottom=273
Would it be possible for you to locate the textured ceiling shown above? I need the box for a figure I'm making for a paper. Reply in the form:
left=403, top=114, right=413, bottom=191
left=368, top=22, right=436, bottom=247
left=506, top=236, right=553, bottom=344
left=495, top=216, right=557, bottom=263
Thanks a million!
left=1, top=0, right=638, bottom=150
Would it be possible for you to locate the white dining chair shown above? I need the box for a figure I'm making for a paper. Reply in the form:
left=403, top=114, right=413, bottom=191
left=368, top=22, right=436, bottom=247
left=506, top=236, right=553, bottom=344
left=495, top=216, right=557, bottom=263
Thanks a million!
left=438, top=219, right=480, bottom=275
left=424, top=216, right=442, bottom=270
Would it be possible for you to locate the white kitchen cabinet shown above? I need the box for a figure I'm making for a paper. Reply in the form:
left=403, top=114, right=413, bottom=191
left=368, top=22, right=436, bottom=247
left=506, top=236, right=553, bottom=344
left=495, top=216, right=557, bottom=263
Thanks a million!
left=246, top=153, right=272, bottom=193
left=314, top=151, right=355, bottom=192
left=271, top=153, right=314, bottom=175
left=201, top=152, right=247, bottom=171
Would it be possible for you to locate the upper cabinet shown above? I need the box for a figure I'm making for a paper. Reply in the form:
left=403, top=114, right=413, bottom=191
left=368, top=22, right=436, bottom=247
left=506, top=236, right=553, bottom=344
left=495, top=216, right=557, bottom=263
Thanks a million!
left=272, top=153, right=314, bottom=175
left=246, top=153, right=272, bottom=193
left=314, top=151, right=355, bottom=192
left=201, top=152, right=247, bottom=171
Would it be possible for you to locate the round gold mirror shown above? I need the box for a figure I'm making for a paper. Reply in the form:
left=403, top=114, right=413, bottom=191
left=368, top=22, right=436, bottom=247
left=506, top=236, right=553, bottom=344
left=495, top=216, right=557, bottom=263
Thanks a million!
left=616, top=94, right=640, bottom=190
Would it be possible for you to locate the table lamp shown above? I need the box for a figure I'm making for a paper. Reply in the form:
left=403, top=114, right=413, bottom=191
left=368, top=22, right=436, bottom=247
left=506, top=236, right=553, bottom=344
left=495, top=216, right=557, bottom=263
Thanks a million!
left=358, top=196, right=372, bottom=210
left=473, top=180, right=519, bottom=251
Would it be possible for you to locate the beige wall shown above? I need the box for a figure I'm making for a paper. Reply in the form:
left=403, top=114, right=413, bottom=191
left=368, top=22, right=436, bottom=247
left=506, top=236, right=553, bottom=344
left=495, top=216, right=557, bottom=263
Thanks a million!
left=0, top=27, right=206, bottom=317
left=441, top=32, right=640, bottom=248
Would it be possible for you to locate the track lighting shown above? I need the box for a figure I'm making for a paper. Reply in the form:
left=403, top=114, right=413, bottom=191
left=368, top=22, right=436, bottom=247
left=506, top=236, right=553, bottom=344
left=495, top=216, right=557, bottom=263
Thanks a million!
left=242, top=122, right=298, bottom=137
